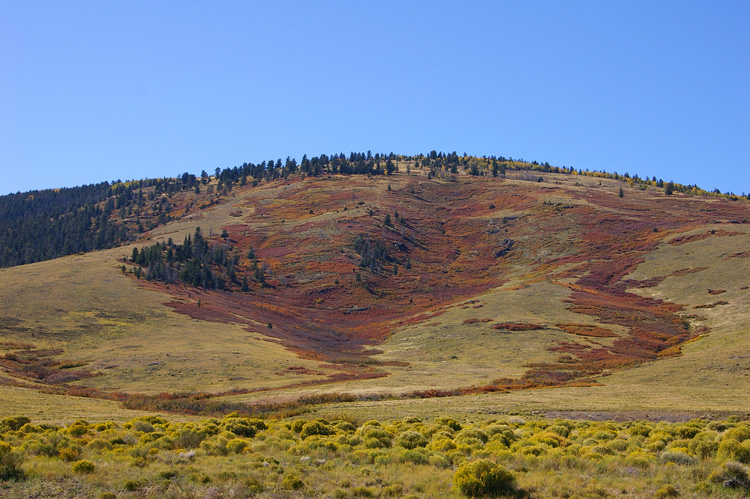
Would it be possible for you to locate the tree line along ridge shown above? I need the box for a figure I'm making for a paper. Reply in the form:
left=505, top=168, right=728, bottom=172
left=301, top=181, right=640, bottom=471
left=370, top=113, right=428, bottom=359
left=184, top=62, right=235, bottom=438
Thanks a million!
left=1, top=151, right=746, bottom=269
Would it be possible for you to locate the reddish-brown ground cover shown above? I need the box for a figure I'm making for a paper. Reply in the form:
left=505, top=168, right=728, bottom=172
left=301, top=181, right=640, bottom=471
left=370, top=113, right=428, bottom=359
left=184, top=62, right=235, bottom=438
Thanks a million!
left=127, top=172, right=749, bottom=395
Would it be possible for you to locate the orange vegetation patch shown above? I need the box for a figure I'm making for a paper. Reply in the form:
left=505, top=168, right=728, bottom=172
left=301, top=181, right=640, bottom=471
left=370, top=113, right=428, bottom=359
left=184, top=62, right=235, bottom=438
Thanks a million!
left=556, top=323, right=617, bottom=338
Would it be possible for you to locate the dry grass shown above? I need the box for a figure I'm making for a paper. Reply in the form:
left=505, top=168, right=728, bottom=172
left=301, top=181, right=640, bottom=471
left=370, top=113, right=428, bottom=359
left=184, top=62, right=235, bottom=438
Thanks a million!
left=0, top=385, right=192, bottom=424
left=0, top=248, right=338, bottom=396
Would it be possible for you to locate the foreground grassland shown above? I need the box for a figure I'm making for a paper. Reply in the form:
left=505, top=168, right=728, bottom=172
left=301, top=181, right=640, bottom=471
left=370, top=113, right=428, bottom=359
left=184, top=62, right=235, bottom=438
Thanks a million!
left=2, top=414, right=750, bottom=498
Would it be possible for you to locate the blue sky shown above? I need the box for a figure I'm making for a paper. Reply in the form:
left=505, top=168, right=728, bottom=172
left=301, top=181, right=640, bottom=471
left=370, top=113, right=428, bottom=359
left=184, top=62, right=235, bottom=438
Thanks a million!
left=2, top=1, right=748, bottom=195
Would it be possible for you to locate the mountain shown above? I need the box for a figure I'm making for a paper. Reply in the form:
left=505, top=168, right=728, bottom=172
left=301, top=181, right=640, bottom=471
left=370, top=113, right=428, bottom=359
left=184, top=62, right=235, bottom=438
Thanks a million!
left=0, top=155, right=748, bottom=422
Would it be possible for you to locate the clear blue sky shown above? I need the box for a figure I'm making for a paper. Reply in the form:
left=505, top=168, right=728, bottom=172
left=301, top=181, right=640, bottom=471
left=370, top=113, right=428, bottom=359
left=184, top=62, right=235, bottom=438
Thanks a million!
left=2, top=1, right=748, bottom=195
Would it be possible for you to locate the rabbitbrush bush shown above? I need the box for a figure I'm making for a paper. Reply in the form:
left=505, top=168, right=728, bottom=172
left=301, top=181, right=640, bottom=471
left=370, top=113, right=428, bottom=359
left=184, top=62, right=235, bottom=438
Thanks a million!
left=0, top=441, right=24, bottom=480
left=71, top=459, right=95, bottom=474
left=710, top=461, right=750, bottom=490
left=453, top=458, right=518, bottom=497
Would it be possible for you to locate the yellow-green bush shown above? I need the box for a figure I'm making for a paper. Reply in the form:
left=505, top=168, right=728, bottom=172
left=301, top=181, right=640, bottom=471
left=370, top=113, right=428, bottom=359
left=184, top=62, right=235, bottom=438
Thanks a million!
left=453, top=458, right=518, bottom=497
left=397, top=430, right=428, bottom=449
left=436, top=417, right=462, bottom=432
left=282, top=472, right=304, bottom=490
left=430, top=436, right=457, bottom=452
left=660, top=450, right=695, bottom=465
left=71, top=459, right=95, bottom=474
left=1, top=416, right=31, bottom=433
left=0, top=441, right=23, bottom=480
left=717, top=438, right=750, bottom=464
left=300, top=420, right=334, bottom=439
left=226, top=438, right=250, bottom=454
left=724, top=425, right=750, bottom=442
left=221, top=418, right=257, bottom=438
left=654, top=484, right=679, bottom=498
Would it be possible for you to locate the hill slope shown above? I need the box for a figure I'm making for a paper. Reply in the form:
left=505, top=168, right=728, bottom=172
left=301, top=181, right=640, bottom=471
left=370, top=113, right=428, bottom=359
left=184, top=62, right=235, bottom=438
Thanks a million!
left=1, top=164, right=748, bottom=421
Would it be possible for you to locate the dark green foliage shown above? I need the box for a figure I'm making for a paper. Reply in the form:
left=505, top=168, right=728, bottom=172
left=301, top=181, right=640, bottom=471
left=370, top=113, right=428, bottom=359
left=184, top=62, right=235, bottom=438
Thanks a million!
left=385, top=159, right=396, bottom=175
left=353, top=234, right=391, bottom=273
left=131, top=227, right=249, bottom=290
left=0, top=175, right=199, bottom=268
left=0, top=183, right=128, bottom=267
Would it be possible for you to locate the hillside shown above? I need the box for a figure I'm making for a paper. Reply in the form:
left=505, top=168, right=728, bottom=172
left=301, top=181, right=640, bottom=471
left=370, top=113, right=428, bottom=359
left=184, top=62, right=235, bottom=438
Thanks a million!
left=0, top=159, right=749, bottom=423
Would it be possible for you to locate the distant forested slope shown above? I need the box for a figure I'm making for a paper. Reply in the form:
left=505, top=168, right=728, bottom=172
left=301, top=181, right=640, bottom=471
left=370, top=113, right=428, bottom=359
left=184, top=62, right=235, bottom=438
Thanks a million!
left=0, top=176, right=200, bottom=268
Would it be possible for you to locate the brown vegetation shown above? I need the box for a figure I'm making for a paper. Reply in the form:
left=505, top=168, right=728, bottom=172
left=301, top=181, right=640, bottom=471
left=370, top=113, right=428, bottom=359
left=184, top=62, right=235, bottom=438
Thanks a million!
left=556, top=323, right=617, bottom=338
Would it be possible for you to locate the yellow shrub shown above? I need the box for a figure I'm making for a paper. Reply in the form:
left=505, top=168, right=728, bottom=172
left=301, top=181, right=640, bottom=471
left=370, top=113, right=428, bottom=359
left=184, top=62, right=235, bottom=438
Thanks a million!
left=453, top=459, right=517, bottom=497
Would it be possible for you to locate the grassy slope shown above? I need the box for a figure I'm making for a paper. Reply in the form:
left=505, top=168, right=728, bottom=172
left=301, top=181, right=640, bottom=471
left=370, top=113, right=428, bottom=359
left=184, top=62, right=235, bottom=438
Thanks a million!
left=313, top=223, right=750, bottom=421
left=1, top=169, right=749, bottom=423
left=0, top=247, right=338, bottom=396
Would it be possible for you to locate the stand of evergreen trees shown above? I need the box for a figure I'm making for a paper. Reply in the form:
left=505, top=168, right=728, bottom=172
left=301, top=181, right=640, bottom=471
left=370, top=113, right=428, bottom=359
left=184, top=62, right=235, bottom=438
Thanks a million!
left=129, top=227, right=265, bottom=291
left=0, top=176, right=201, bottom=268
